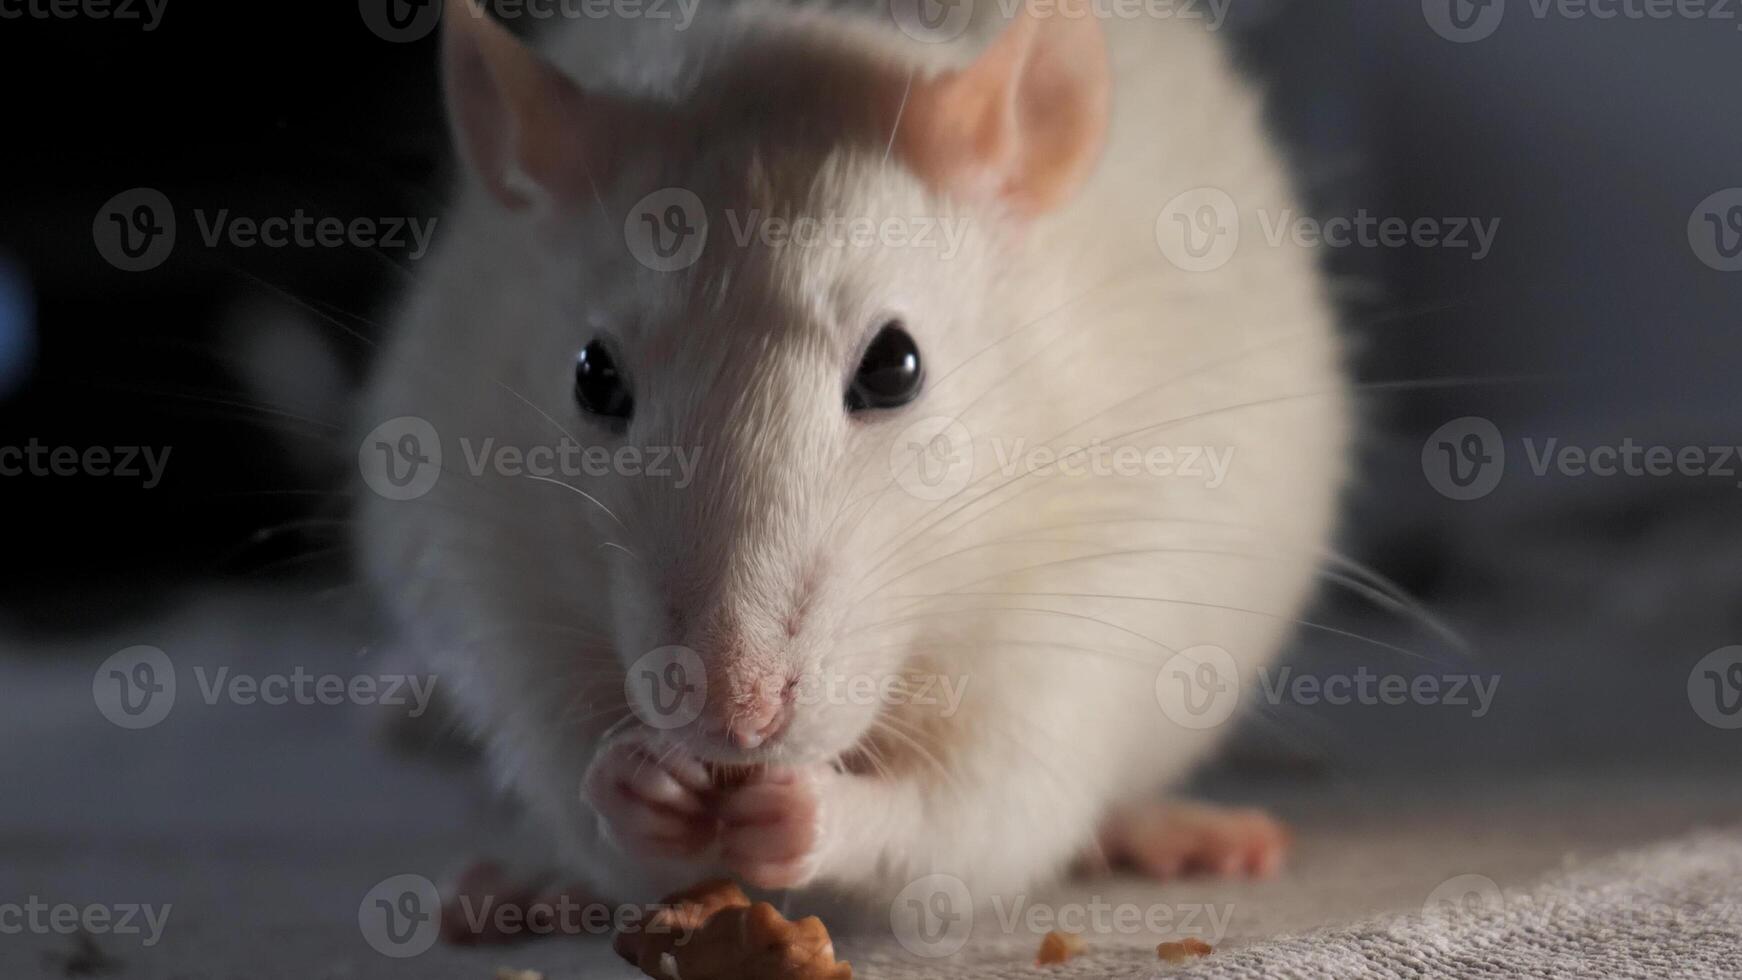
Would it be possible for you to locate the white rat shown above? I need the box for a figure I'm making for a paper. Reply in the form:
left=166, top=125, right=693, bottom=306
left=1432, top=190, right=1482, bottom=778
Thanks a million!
left=360, top=0, right=1348, bottom=914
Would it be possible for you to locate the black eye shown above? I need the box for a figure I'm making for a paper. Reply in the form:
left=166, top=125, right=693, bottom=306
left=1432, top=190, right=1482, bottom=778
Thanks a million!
left=847, top=322, right=923, bottom=412
left=574, top=339, right=633, bottom=428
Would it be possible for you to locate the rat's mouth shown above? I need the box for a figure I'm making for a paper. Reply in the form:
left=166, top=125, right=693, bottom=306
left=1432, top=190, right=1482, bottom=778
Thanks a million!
left=691, top=750, right=854, bottom=788
left=670, top=717, right=870, bottom=773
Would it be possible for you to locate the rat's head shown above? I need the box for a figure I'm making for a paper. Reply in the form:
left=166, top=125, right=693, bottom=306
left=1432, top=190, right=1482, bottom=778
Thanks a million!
left=438, top=0, right=1107, bottom=766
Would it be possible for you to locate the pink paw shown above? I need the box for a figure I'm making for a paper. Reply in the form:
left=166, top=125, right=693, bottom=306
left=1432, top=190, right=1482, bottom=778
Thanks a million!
left=583, top=737, right=717, bottom=861
left=717, top=768, right=825, bottom=890
left=1097, top=801, right=1290, bottom=880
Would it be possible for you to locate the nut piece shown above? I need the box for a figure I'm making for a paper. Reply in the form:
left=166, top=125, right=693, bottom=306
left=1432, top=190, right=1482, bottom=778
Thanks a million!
left=1156, top=938, right=1214, bottom=963
left=1034, top=930, right=1087, bottom=965
left=493, top=970, right=544, bottom=980
left=615, top=879, right=852, bottom=980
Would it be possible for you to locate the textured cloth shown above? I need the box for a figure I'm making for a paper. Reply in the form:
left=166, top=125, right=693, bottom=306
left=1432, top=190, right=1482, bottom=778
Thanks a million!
left=841, top=830, right=1742, bottom=979
left=4, top=592, right=1739, bottom=979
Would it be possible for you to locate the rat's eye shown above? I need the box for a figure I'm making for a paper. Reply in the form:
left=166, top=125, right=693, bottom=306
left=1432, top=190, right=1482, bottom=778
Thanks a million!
left=574, top=339, right=633, bottom=428
left=847, top=322, right=923, bottom=412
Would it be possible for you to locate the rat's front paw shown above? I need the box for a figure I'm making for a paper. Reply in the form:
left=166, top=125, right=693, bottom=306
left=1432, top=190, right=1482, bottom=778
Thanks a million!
left=583, top=737, right=717, bottom=861
left=1099, top=800, right=1291, bottom=879
left=717, top=768, right=827, bottom=890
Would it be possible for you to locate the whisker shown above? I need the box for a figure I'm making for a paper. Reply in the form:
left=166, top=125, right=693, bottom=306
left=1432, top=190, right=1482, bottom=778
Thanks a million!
left=886, top=591, right=1445, bottom=665
left=518, top=474, right=631, bottom=533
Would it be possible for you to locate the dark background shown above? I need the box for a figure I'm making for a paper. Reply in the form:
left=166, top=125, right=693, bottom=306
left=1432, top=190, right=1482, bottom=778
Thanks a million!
left=1, top=0, right=1740, bottom=768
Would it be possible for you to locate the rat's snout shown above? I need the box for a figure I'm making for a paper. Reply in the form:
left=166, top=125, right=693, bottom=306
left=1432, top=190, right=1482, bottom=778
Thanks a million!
left=697, top=651, right=798, bottom=751
left=688, top=612, right=801, bottom=752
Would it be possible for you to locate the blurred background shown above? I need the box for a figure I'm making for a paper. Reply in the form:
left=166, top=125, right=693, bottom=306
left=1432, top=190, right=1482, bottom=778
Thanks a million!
left=1, top=0, right=1738, bottom=975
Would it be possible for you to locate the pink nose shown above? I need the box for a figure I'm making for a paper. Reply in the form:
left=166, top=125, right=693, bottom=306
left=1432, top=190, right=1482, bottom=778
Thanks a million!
left=705, top=683, right=793, bottom=750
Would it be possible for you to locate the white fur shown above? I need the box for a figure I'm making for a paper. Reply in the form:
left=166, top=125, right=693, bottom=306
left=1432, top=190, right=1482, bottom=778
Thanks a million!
left=359, top=1, right=1348, bottom=909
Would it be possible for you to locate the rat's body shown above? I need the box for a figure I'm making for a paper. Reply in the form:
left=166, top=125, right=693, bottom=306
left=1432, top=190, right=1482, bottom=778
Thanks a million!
left=360, top=0, right=1347, bottom=911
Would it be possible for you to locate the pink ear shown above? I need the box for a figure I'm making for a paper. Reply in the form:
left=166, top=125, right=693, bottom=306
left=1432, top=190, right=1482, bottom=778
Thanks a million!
left=896, top=0, right=1110, bottom=216
left=441, top=0, right=612, bottom=210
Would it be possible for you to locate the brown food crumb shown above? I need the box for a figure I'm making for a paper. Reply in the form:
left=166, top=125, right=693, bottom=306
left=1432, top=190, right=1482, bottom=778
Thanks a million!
left=493, top=969, right=544, bottom=980
left=1156, top=938, right=1214, bottom=963
left=615, top=878, right=853, bottom=980
left=1034, top=930, right=1087, bottom=965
